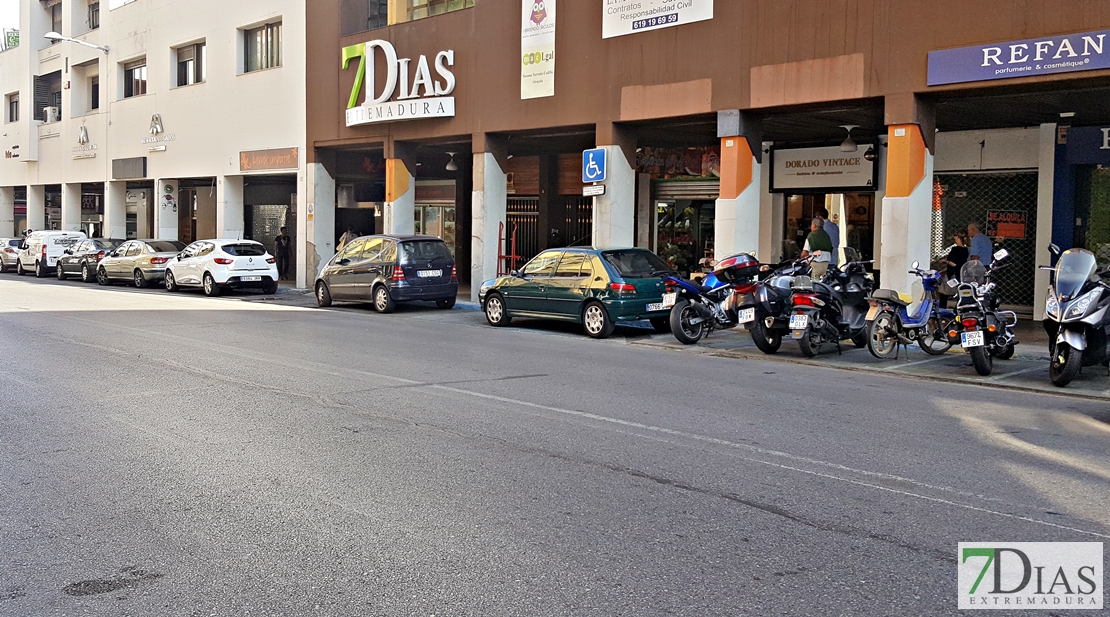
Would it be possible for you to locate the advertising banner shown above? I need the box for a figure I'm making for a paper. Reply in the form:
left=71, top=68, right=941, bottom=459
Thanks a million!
left=521, top=0, right=556, bottom=99
left=928, top=30, right=1110, bottom=86
left=1065, top=126, right=1110, bottom=166
left=602, top=0, right=713, bottom=39
left=771, top=146, right=876, bottom=192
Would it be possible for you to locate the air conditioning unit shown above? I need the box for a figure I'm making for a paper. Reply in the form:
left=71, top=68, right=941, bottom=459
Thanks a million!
left=43, top=106, right=59, bottom=123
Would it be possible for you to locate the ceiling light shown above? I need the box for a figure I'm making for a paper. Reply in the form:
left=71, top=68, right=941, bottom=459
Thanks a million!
left=445, top=152, right=458, bottom=172
left=839, top=125, right=859, bottom=153
left=1060, top=112, right=1076, bottom=118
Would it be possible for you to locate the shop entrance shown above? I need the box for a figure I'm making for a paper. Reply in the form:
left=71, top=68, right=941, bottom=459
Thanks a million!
left=414, top=204, right=457, bottom=255
left=1075, top=166, right=1110, bottom=265
left=653, top=199, right=715, bottom=276
left=782, top=193, right=875, bottom=262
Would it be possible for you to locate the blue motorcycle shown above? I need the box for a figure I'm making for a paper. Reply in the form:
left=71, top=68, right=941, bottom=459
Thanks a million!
left=866, top=260, right=955, bottom=359
left=662, top=254, right=761, bottom=345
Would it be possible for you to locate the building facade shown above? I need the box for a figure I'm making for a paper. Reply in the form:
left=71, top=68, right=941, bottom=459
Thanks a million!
left=0, top=0, right=306, bottom=278
left=305, top=0, right=1110, bottom=318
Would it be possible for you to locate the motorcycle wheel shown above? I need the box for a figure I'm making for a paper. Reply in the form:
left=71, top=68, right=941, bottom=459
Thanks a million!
left=868, top=311, right=899, bottom=359
left=969, top=345, right=993, bottom=376
left=850, top=331, right=868, bottom=348
left=992, top=343, right=1015, bottom=360
left=1049, top=342, right=1082, bottom=387
left=749, top=319, right=782, bottom=354
left=918, top=316, right=952, bottom=356
left=669, top=300, right=706, bottom=345
left=797, top=326, right=820, bottom=358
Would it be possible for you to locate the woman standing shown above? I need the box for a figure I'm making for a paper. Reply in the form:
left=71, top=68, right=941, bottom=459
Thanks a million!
left=940, top=231, right=969, bottom=308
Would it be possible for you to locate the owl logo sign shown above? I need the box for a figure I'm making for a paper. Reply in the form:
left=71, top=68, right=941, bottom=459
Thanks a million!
left=530, top=1, right=548, bottom=24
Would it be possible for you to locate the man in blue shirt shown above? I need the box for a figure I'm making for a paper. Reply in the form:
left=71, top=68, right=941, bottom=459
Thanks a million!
left=818, top=208, right=840, bottom=267
left=968, top=223, right=993, bottom=266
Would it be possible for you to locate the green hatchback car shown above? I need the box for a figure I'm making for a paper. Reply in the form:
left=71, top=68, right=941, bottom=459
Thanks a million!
left=479, top=247, right=676, bottom=338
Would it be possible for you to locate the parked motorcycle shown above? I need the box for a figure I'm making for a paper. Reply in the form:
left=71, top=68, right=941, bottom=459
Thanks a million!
left=735, top=258, right=812, bottom=354
left=663, top=253, right=762, bottom=345
left=1042, top=244, right=1110, bottom=386
left=950, top=250, right=1018, bottom=376
left=787, top=250, right=875, bottom=357
left=866, top=261, right=955, bottom=359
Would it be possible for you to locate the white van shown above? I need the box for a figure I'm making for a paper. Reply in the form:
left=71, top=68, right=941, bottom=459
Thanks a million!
left=16, top=230, right=88, bottom=278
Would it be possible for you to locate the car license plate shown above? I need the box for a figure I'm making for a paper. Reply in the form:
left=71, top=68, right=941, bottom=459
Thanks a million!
left=738, top=308, right=756, bottom=324
left=417, top=269, right=442, bottom=278
left=789, top=314, right=808, bottom=329
left=661, top=292, right=677, bottom=308
left=646, top=302, right=666, bottom=312
left=961, top=331, right=985, bottom=348
left=241, top=276, right=262, bottom=282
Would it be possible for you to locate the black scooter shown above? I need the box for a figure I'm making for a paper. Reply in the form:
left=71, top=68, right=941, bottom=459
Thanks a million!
left=735, top=258, right=811, bottom=354
left=787, top=250, right=875, bottom=357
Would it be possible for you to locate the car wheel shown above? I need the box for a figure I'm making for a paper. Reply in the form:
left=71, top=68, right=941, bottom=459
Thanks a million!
left=484, top=293, right=511, bottom=327
left=97, top=267, right=110, bottom=286
left=649, top=317, right=671, bottom=333
left=372, top=285, right=395, bottom=313
left=262, top=280, right=278, bottom=295
left=80, top=262, right=94, bottom=283
left=315, top=281, right=332, bottom=307
left=202, top=273, right=221, bottom=297
left=56, top=262, right=67, bottom=280
left=436, top=297, right=456, bottom=310
left=582, top=301, right=615, bottom=339
left=34, top=260, right=45, bottom=278
left=164, top=270, right=179, bottom=292
left=133, top=269, right=147, bottom=288
left=15, top=260, right=25, bottom=276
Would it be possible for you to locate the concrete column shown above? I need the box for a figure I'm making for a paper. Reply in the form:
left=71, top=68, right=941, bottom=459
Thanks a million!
left=61, top=183, right=82, bottom=233
left=26, top=185, right=45, bottom=233
left=383, top=158, right=415, bottom=235
left=216, top=176, right=245, bottom=240
left=0, top=187, right=14, bottom=237
left=715, top=136, right=762, bottom=259
left=635, top=172, right=651, bottom=248
left=302, top=162, right=336, bottom=287
left=104, top=182, right=127, bottom=239
left=762, top=146, right=784, bottom=262
left=1034, top=123, right=1057, bottom=321
left=592, top=145, right=635, bottom=248
left=880, top=124, right=934, bottom=296
left=154, top=179, right=180, bottom=240
left=825, top=193, right=846, bottom=265
left=471, top=151, right=507, bottom=302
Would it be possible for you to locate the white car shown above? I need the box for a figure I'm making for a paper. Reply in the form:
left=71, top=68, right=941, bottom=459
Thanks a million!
left=164, top=239, right=279, bottom=296
left=15, top=230, right=88, bottom=278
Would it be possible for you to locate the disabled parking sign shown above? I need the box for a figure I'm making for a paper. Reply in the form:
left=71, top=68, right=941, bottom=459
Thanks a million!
left=582, top=148, right=607, bottom=183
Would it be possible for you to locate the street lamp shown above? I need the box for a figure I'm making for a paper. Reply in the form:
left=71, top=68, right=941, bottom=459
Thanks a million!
left=43, top=31, right=109, bottom=54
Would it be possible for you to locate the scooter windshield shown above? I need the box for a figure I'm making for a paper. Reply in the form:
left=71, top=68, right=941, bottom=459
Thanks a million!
left=1055, top=249, right=1097, bottom=300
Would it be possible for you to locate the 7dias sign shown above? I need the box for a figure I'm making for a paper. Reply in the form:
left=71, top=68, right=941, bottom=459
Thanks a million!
left=342, top=40, right=456, bottom=127
left=958, top=542, right=1103, bottom=610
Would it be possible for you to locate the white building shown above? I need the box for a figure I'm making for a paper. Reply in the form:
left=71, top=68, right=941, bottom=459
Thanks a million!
left=0, top=0, right=307, bottom=284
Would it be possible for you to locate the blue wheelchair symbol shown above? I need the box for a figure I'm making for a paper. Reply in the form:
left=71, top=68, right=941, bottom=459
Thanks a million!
left=582, top=148, right=607, bottom=183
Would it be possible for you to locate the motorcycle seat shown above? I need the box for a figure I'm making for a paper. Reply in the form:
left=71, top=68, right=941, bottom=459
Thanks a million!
left=872, top=289, right=912, bottom=306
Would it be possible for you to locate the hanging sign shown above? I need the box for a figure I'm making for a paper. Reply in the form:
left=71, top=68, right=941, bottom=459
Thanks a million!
left=771, top=146, right=876, bottom=192
left=928, top=29, right=1110, bottom=86
left=521, top=0, right=556, bottom=99
left=343, top=40, right=456, bottom=127
left=602, top=0, right=713, bottom=39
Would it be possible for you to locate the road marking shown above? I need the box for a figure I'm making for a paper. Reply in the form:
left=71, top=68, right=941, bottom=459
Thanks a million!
left=989, top=365, right=1046, bottom=380
left=877, top=355, right=950, bottom=371
left=429, top=383, right=1110, bottom=540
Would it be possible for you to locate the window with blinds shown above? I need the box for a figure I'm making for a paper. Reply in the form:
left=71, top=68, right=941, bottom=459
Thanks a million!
left=124, top=59, right=147, bottom=98
left=244, top=22, right=281, bottom=73
left=33, top=71, right=61, bottom=121
left=176, top=42, right=206, bottom=86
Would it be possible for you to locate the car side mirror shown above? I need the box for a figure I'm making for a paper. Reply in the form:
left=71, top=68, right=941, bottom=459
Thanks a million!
left=64, top=249, right=73, bottom=255
left=1048, top=243, right=1061, bottom=257
left=510, top=270, right=520, bottom=278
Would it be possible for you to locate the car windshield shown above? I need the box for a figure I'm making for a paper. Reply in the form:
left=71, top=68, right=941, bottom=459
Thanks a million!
left=7, top=239, right=20, bottom=247
left=147, top=241, right=187, bottom=253
left=94, top=239, right=125, bottom=250
left=1055, top=250, right=1097, bottom=299
left=601, top=250, right=673, bottom=279
left=222, top=243, right=267, bottom=256
left=400, top=240, right=451, bottom=263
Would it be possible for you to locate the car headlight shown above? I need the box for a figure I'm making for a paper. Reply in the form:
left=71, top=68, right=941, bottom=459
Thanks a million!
left=1065, top=289, right=1099, bottom=319
left=1045, top=291, right=1059, bottom=317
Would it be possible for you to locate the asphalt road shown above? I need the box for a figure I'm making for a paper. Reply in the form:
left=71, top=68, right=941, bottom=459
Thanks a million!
left=2, top=276, right=1108, bottom=616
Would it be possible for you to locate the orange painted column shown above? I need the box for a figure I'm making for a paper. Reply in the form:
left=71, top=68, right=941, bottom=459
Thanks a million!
left=384, top=158, right=415, bottom=235
left=714, top=136, right=763, bottom=259
left=880, top=124, right=934, bottom=295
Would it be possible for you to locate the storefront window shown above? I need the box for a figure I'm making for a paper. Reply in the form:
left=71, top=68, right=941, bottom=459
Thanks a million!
left=655, top=200, right=714, bottom=277
left=398, top=0, right=475, bottom=24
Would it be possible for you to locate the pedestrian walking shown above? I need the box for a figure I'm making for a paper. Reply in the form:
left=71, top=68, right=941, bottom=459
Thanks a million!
left=817, top=208, right=840, bottom=267
left=274, top=226, right=292, bottom=280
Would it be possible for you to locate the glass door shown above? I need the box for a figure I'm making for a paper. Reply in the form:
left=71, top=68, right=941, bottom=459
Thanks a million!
left=414, top=205, right=457, bottom=255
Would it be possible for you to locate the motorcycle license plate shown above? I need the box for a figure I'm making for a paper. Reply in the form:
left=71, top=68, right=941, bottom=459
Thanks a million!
left=865, top=306, right=879, bottom=321
left=738, top=308, right=756, bottom=324
left=961, top=331, right=985, bottom=348
left=661, top=292, right=677, bottom=308
left=789, top=314, right=808, bottom=330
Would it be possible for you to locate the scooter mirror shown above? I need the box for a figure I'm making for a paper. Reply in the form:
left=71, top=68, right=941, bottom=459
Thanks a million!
left=993, top=249, right=1009, bottom=262
left=911, top=260, right=920, bottom=270
left=1048, top=243, right=1061, bottom=257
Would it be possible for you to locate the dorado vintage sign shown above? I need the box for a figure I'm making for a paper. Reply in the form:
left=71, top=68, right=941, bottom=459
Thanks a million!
left=342, top=40, right=456, bottom=127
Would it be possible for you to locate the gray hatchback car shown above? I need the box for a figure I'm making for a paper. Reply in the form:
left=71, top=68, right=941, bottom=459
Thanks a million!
left=315, top=235, right=458, bottom=312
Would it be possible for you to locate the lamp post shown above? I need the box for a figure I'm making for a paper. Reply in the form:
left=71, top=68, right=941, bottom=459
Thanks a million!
left=43, top=31, right=109, bottom=54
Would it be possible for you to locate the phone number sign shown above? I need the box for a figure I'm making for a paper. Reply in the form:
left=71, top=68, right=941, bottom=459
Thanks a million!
left=603, top=0, right=713, bottom=39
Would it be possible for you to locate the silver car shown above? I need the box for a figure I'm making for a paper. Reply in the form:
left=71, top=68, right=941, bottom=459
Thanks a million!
left=96, top=239, right=187, bottom=288
left=0, top=238, right=20, bottom=273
